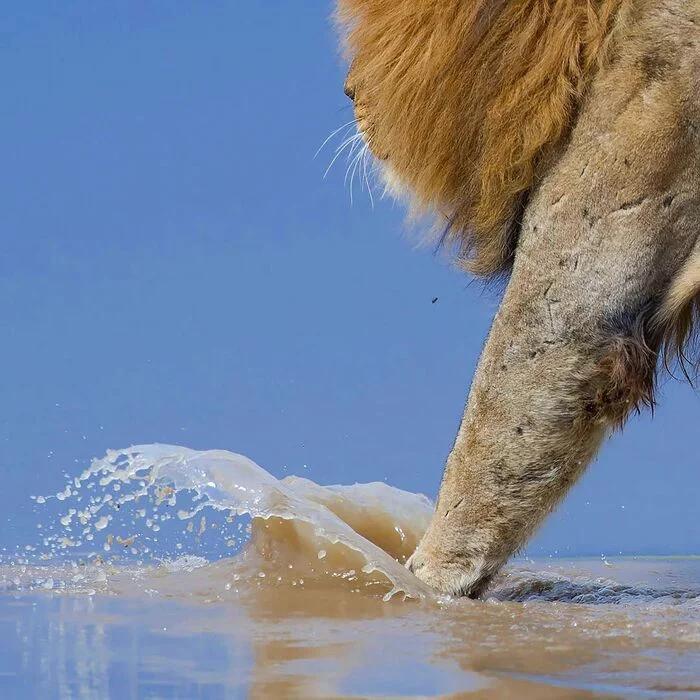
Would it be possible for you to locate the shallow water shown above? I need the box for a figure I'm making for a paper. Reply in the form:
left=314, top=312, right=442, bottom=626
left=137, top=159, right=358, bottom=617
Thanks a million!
left=2, top=445, right=699, bottom=698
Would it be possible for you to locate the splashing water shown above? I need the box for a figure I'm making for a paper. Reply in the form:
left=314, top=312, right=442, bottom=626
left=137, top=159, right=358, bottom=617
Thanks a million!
left=3, top=443, right=700, bottom=610
left=2, top=444, right=700, bottom=697
left=9, top=444, right=435, bottom=601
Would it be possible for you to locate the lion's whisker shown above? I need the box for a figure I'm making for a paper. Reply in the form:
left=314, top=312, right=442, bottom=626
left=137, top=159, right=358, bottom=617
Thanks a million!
left=321, top=119, right=378, bottom=208
left=363, top=146, right=376, bottom=209
left=324, top=132, right=363, bottom=179
left=341, top=134, right=365, bottom=190
left=343, top=134, right=365, bottom=182
left=345, top=131, right=365, bottom=157
left=347, top=146, right=365, bottom=205
left=314, top=120, right=358, bottom=159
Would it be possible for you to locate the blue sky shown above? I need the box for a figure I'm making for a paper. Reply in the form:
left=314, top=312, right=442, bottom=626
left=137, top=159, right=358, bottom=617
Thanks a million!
left=1, top=2, right=697, bottom=557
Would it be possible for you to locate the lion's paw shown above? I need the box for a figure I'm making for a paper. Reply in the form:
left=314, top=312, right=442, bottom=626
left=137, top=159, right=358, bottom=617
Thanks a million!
left=406, top=547, right=493, bottom=599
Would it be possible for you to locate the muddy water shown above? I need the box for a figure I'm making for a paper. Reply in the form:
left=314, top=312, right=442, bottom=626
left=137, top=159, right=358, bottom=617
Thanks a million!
left=1, top=445, right=699, bottom=698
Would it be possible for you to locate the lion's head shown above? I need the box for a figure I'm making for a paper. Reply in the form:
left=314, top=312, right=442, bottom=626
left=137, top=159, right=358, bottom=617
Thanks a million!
left=336, top=0, right=626, bottom=276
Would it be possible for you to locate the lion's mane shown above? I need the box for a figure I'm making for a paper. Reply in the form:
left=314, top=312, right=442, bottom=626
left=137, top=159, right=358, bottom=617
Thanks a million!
left=336, top=0, right=629, bottom=276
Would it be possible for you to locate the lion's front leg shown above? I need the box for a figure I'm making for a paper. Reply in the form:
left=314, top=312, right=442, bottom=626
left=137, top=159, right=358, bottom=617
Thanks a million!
left=408, top=131, right=700, bottom=599
left=406, top=248, right=615, bottom=596
left=408, top=232, right=663, bottom=596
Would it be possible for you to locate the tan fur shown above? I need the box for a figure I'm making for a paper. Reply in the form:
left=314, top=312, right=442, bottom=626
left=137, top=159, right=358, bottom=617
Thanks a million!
left=337, top=0, right=629, bottom=275
left=655, top=248, right=700, bottom=375
left=335, top=0, right=700, bottom=597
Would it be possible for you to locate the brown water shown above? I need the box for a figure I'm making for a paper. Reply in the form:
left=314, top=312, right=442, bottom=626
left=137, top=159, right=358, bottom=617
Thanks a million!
left=2, top=444, right=699, bottom=698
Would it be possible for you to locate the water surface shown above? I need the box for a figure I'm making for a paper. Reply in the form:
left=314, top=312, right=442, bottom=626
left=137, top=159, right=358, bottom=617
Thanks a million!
left=1, top=445, right=698, bottom=698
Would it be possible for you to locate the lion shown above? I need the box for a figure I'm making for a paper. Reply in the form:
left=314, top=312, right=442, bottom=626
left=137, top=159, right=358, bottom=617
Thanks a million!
left=334, top=0, right=700, bottom=598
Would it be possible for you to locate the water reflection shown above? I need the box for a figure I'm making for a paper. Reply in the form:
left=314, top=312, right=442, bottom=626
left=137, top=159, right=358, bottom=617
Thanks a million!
left=2, top=558, right=700, bottom=699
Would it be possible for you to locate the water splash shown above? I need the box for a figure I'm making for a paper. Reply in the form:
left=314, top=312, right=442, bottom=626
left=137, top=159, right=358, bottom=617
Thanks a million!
left=3, top=445, right=700, bottom=700
left=17, top=444, right=435, bottom=601
left=4, top=444, right=700, bottom=611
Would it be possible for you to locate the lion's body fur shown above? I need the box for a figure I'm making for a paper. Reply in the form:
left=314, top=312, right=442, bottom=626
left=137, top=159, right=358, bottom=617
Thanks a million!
left=335, top=0, right=700, bottom=597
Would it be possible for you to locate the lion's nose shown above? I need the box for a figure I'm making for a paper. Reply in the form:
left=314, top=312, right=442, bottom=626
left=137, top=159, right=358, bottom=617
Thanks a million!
left=344, top=77, right=356, bottom=102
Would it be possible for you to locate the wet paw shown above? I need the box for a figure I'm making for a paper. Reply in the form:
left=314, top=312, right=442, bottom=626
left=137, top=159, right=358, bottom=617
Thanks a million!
left=406, top=547, right=492, bottom=599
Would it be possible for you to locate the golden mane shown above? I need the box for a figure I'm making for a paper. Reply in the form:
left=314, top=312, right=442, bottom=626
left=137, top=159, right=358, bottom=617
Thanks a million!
left=336, top=0, right=628, bottom=276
